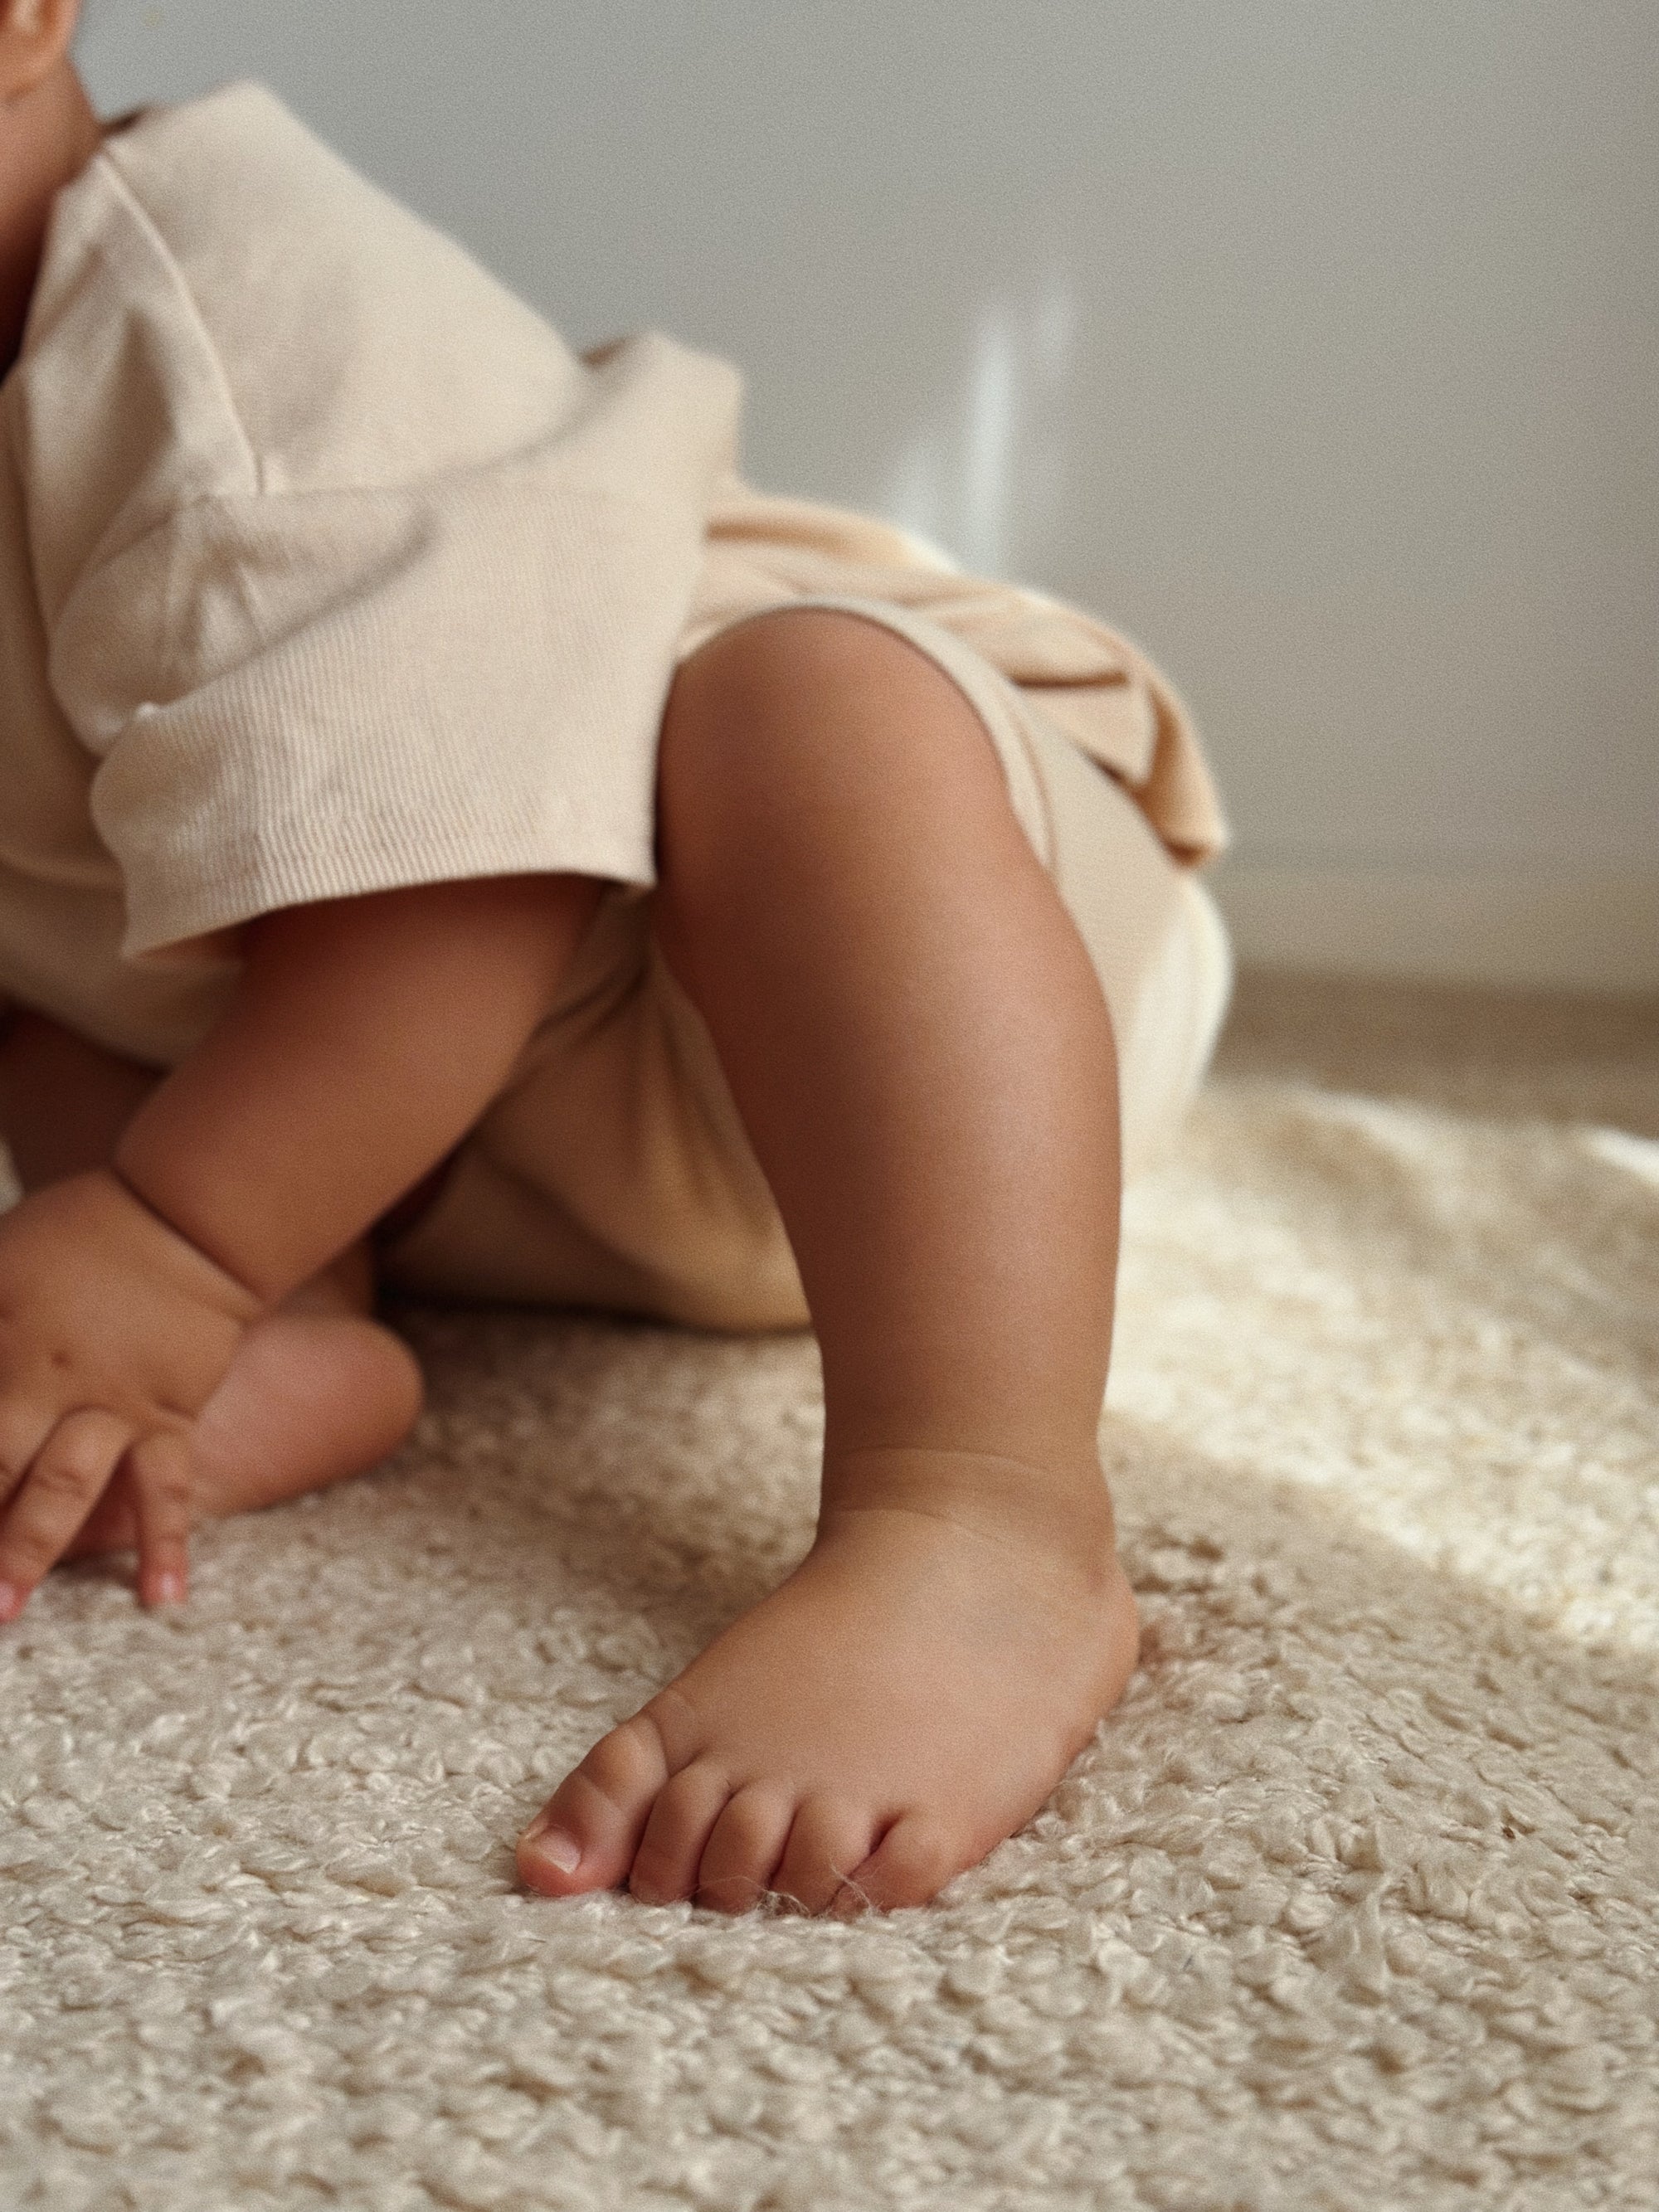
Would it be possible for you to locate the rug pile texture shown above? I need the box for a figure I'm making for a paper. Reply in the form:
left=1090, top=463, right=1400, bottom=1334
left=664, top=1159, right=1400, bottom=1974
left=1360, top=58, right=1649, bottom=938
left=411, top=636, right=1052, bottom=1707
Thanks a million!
left=2, top=972, right=1656, bottom=2210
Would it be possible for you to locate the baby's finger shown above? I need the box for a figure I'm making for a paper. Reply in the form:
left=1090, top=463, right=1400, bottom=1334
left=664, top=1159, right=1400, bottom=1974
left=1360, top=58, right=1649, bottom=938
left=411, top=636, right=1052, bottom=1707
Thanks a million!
left=127, top=1432, right=194, bottom=1609
left=0, top=1400, right=58, bottom=1509
left=0, top=1408, right=134, bottom=1619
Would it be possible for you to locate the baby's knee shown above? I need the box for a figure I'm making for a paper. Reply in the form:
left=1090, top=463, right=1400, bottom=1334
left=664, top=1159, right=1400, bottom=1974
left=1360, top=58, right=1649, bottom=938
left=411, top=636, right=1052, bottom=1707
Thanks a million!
left=668, top=605, right=897, bottom=731
left=656, top=606, right=1009, bottom=897
left=664, top=608, right=981, bottom=787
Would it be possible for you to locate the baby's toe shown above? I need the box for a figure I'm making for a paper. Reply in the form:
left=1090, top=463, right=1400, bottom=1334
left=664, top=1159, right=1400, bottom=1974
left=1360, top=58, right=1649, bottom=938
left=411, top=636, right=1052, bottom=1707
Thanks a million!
left=773, top=1796, right=884, bottom=1917
left=517, top=1712, right=669, bottom=1896
left=627, top=1762, right=732, bottom=1905
left=834, top=1812, right=960, bottom=1915
left=696, top=1784, right=797, bottom=1914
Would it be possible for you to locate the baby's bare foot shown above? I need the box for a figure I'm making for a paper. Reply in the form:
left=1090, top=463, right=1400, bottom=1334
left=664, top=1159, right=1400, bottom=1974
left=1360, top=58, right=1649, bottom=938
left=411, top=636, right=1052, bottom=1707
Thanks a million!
left=517, top=1452, right=1137, bottom=1913
left=65, top=1249, right=423, bottom=1558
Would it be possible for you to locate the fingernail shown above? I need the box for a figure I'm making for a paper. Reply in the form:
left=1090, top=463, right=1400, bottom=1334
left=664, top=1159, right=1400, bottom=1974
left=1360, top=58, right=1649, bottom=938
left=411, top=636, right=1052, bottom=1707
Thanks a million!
left=150, top=1571, right=187, bottom=1608
left=0, top=1582, right=23, bottom=1623
left=523, top=1826, right=581, bottom=1874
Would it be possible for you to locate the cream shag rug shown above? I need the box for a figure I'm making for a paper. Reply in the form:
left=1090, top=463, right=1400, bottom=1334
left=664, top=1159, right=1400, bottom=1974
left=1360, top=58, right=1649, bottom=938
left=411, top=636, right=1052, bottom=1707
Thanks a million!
left=2, top=974, right=1656, bottom=2212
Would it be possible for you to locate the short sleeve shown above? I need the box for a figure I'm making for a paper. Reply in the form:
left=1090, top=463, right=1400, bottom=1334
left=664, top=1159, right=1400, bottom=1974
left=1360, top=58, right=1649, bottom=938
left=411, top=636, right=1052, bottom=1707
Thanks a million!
left=46, top=332, right=742, bottom=962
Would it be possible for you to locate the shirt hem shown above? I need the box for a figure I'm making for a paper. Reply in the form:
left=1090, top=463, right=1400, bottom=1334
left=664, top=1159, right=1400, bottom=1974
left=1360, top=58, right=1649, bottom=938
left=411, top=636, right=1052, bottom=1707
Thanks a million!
left=119, top=824, right=657, bottom=965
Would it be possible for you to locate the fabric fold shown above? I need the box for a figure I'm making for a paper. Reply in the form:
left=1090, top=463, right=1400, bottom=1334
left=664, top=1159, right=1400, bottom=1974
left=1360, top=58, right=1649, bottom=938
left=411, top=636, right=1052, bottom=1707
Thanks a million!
left=0, top=75, right=1226, bottom=1070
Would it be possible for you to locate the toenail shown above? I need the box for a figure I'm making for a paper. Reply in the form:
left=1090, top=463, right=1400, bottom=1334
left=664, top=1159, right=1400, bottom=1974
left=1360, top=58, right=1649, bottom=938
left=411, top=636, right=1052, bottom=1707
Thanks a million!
left=523, top=1826, right=581, bottom=1874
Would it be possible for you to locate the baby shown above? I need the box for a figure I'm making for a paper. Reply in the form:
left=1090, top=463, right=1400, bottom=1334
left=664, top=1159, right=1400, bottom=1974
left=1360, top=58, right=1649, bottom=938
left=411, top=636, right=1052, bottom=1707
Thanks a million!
left=0, top=2, right=1231, bottom=1913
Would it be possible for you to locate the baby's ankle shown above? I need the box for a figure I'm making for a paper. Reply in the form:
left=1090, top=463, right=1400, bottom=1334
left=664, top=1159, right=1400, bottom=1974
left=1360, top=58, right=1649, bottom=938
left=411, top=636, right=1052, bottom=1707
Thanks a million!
left=818, top=1438, right=1118, bottom=1578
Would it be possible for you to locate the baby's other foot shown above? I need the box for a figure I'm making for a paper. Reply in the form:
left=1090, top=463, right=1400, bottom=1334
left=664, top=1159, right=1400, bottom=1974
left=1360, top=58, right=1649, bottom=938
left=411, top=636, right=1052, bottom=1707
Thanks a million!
left=518, top=1452, right=1137, bottom=1913
left=66, top=1247, right=422, bottom=1558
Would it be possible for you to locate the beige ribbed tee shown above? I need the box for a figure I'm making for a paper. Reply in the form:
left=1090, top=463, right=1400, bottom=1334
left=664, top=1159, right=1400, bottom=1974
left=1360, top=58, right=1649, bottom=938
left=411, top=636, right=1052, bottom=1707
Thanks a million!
left=0, top=80, right=1226, bottom=1070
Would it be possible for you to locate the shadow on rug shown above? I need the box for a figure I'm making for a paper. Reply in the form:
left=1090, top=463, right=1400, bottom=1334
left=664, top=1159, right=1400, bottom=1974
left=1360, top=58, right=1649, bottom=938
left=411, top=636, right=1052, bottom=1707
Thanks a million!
left=2, top=975, right=1655, bottom=2210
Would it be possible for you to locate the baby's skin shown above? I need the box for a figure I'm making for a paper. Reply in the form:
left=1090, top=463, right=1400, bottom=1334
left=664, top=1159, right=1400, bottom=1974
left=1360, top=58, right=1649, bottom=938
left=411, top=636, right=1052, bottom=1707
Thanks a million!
left=0, top=12, right=1139, bottom=1913
left=0, top=609, right=1141, bottom=1913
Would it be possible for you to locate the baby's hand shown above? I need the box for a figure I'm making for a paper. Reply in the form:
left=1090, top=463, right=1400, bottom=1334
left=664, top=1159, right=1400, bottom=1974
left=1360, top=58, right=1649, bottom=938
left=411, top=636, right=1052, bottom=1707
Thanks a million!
left=0, top=1171, right=263, bottom=1617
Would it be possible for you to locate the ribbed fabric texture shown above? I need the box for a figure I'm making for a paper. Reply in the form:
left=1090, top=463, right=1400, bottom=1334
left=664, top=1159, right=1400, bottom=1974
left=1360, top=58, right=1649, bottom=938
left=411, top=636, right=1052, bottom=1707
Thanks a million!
left=0, top=79, right=1226, bottom=1071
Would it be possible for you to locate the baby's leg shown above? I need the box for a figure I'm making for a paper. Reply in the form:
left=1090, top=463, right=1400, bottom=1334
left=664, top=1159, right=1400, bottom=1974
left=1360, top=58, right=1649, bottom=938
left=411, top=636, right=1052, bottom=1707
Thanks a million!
left=0, top=1010, right=423, bottom=1557
left=518, top=609, right=1139, bottom=1913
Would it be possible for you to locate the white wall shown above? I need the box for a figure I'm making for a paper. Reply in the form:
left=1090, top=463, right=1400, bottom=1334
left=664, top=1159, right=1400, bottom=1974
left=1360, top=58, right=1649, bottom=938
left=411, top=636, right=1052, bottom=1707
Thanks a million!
left=75, top=1, right=1659, bottom=987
